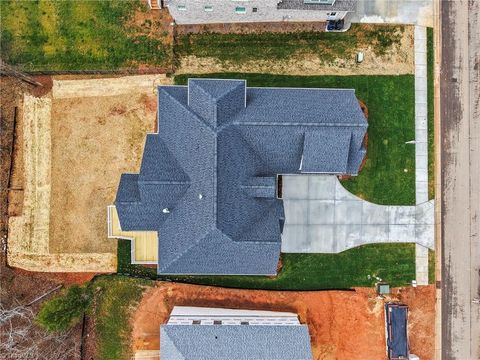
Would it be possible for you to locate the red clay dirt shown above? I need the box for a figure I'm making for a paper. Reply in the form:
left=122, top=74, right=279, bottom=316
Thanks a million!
left=393, top=286, right=436, bottom=360
left=131, top=283, right=435, bottom=360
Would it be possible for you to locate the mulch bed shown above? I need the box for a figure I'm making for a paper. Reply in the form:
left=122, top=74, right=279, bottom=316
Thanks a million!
left=176, top=21, right=326, bottom=36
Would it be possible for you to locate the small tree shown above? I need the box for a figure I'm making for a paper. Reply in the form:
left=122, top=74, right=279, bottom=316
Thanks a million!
left=36, top=285, right=92, bottom=332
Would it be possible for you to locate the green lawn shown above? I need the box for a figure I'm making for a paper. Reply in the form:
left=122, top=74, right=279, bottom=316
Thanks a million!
left=176, top=24, right=404, bottom=65
left=175, top=72, right=416, bottom=205
left=0, top=0, right=172, bottom=70
left=117, top=240, right=416, bottom=289
left=93, top=276, right=150, bottom=360
left=428, top=249, right=435, bottom=285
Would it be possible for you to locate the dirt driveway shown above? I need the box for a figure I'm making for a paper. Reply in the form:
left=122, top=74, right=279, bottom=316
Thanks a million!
left=131, top=283, right=435, bottom=360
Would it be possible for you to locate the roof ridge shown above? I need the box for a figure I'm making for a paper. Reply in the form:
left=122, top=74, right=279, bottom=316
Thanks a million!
left=161, top=86, right=216, bottom=134
left=158, top=226, right=216, bottom=273
left=138, top=180, right=190, bottom=185
left=161, top=327, right=186, bottom=359
left=214, top=80, right=245, bottom=103
left=160, top=227, right=280, bottom=273
left=233, top=125, right=273, bottom=173
left=238, top=121, right=367, bottom=127
left=232, top=201, right=281, bottom=243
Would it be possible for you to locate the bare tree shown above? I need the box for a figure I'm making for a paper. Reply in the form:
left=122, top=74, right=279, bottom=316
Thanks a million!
left=0, top=304, right=81, bottom=360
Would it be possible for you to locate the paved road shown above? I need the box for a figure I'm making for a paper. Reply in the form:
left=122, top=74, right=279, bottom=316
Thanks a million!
left=441, top=0, right=480, bottom=359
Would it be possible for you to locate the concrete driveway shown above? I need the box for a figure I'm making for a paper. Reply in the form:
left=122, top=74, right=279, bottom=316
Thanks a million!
left=352, top=0, right=433, bottom=27
left=281, top=175, right=434, bottom=253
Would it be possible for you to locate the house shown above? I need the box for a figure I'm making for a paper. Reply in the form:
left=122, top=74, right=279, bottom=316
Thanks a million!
left=161, top=306, right=313, bottom=360
left=113, top=79, right=367, bottom=275
left=164, top=0, right=357, bottom=24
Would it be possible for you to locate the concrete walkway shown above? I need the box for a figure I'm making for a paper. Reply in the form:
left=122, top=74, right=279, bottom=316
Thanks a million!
left=414, top=25, right=430, bottom=285
left=415, top=26, right=429, bottom=204
left=281, top=175, right=434, bottom=253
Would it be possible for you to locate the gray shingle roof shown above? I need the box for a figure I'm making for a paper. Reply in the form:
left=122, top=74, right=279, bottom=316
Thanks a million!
left=115, top=79, right=367, bottom=275
left=302, top=129, right=351, bottom=173
left=160, top=325, right=312, bottom=360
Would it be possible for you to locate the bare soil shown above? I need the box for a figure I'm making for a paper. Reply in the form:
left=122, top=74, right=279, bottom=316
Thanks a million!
left=132, top=7, right=174, bottom=46
left=176, top=21, right=328, bottom=36
left=176, top=25, right=414, bottom=76
left=0, top=76, right=50, bottom=233
left=131, top=283, right=436, bottom=360
left=7, top=74, right=170, bottom=272
left=49, top=92, right=156, bottom=254
left=393, top=286, right=436, bottom=360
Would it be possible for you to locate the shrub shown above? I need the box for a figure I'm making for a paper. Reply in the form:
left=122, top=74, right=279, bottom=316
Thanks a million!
left=36, top=285, right=92, bottom=332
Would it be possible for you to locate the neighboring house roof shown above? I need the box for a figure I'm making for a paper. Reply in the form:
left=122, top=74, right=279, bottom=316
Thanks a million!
left=160, top=324, right=312, bottom=360
left=277, top=0, right=357, bottom=12
left=115, top=79, right=367, bottom=275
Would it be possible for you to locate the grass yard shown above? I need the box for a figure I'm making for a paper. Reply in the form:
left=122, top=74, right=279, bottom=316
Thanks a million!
left=428, top=249, right=435, bottom=285
left=0, top=0, right=172, bottom=70
left=176, top=24, right=404, bottom=65
left=93, top=276, right=150, bottom=360
left=175, top=72, right=416, bottom=205
left=117, top=240, right=416, bottom=289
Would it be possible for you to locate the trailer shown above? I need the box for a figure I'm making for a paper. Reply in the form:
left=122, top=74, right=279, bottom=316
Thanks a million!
left=385, top=303, right=415, bottom=360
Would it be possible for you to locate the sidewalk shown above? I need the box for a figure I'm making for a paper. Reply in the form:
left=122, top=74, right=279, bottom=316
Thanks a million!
left=414, top=25, right=430, bottom=285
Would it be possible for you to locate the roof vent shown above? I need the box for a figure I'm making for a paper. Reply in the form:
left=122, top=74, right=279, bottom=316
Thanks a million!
left=162, top=208, right=170, bottom=214
left=198, top=193, right=203, bottom=199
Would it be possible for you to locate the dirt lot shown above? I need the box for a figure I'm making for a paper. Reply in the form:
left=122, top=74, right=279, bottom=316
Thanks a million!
left=131, top=283, right=435, bottom=360
left=7, top=74, right=171, bottom=271
left=49, top=91, right=156, bottom=253
left=176, top=21, right=329, bottom=36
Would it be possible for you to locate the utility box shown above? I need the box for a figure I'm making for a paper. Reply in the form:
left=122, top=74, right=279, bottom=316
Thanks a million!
left=377, top=283, right=390, bottom=295
left=356, top=52, right=364, bottom=63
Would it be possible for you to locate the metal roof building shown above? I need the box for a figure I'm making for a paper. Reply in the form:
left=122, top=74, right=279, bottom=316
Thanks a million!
left=115, top=79, right=367, bottom=275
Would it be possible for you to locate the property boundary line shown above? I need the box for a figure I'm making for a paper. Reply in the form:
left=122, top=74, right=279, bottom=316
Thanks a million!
left=6, top=107, right=18, bottom=191
left=6, top=67, right=174, bottom=76
left=1, top=104, right=18, bottom=264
